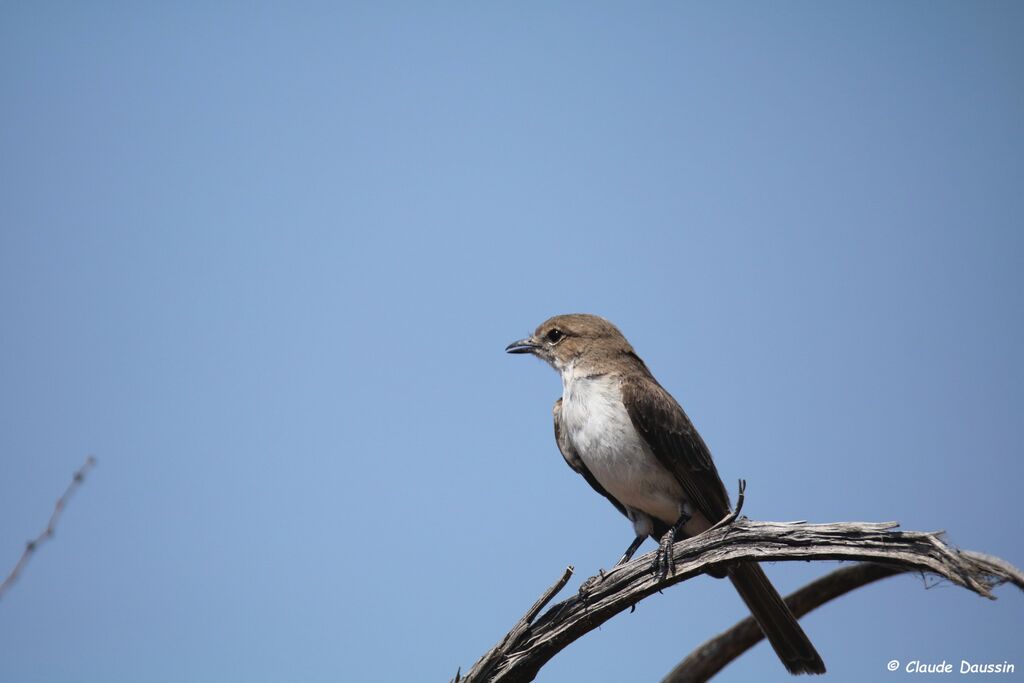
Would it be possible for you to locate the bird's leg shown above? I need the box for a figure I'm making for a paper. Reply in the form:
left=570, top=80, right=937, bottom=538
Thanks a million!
left=653, top=510, right=691, bottom=580
left=581, top=535, right=647, bottom=597
left=615, top=535, right=647, bottom=566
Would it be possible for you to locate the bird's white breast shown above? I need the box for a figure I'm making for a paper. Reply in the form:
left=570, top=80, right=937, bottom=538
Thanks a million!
left=560, top=368, right=684, bottom=526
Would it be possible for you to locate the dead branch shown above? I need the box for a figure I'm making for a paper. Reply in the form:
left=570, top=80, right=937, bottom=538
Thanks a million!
left=0, top=456, right=97, bottom=601
left=663, top=562, right=904, bottom=683
left=665, top=549, right=1024, bottom=683
left=455, top=518, right=1024, bottom=683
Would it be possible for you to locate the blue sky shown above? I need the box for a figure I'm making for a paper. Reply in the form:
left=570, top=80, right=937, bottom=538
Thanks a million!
left=1, top=3, right=1021, bottom=682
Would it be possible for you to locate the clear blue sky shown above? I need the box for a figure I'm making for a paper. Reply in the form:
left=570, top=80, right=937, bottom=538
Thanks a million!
left=1, top=3, right=1021, bottom=682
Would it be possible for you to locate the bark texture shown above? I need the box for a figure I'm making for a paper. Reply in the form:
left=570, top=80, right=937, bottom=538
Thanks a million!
left=454, top=519, right=1023, bottom=683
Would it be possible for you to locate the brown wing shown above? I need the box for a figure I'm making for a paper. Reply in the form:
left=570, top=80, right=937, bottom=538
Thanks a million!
left=620, top=373, right=732, bottom=522
left=553, top=398, right=628, bottom=519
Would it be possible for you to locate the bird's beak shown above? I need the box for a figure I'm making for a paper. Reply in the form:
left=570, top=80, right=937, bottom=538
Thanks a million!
left=505, top=337, right=540, bottom=354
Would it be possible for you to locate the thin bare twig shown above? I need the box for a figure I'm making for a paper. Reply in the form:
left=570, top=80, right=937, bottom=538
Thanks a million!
left=707, top=479, right=746, bottom=533
left=0, top=456, right=97, bottom=601
left=454, top=567, right=575, bottom=683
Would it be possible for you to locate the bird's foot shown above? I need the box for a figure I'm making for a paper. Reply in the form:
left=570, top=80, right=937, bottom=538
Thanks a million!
left=653, top=528, right=677, bottom=580
left=578, top=571, right=606, bottom=598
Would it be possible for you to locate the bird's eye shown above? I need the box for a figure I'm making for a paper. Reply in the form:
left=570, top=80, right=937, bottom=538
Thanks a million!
left=546, top=329, right=564, bottom=344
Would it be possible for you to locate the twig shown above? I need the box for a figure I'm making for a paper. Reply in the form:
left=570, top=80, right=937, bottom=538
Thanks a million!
left=457, top=567, right=574, bottom=683
left=707, top=479, right=746, bottom=533
left=455, top=519, right=1024, bottom=683
left=0, top=456, right=97, bottom=601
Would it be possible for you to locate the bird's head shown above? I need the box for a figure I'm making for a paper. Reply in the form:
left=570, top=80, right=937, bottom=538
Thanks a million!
left=505, top=313, right=635, bottom=373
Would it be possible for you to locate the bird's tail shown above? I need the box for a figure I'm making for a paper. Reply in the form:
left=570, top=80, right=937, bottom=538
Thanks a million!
left=727, top=562, right=826, bottom=675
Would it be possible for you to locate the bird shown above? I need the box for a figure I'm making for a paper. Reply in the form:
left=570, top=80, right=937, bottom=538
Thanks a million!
left=506, top=313, right=825, bottom=675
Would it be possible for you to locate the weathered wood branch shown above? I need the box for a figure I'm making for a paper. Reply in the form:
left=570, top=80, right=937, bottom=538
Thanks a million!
left=455, top=519, right=1024, bottom=683
left=663, top=562, right=905, bottom=683
left=667, top=549, right=1024, bottom=683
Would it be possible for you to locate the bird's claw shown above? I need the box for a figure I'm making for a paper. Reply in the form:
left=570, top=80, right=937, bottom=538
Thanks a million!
left=578, top=573, right=604, bottom=597
left=652, top=530, right=676, bottom=580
